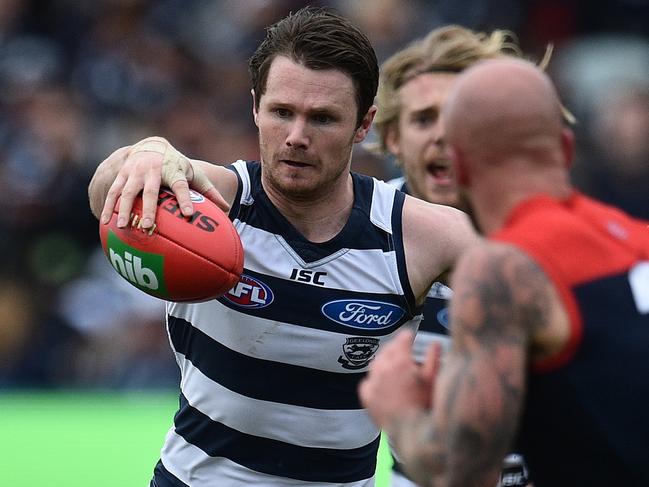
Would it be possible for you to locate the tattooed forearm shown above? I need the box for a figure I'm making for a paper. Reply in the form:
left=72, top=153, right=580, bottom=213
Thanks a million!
left=443, top=243, right=551, bottom=486
left=389, top=242, right=553, bottom=487
left=432, top=345, right=523, bottom=487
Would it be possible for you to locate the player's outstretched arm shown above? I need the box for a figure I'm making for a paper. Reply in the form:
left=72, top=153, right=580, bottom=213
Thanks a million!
left=88, top=136, right=236, bottom=229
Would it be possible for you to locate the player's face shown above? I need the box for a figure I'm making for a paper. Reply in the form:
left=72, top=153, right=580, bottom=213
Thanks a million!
left=254, top=56, right=374, bottom=199
left=387, top=72, right=460, bottom=206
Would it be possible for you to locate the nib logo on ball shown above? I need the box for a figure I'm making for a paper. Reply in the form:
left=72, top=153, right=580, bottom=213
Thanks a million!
left=106, top=231, right=169, bottom=298
left=100, top=189, right=244, bottom=301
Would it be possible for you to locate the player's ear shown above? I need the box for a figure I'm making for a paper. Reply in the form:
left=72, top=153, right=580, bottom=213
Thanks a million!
left=385, top=124, right=401, bottom=159
left=251, top=89, right=259, bottom=127
left=561, top=127, right=575, bottom=169
left=354, top=105, right=377, bottom=143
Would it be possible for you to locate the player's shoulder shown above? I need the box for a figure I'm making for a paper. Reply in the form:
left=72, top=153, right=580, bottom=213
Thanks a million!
left=403, top=195, right=476, bottom=243
left=455, top=240, right=538, bottom=278
left=453, top=240, right=554, bottom=314
left=451, top=239, right=569, bottom=359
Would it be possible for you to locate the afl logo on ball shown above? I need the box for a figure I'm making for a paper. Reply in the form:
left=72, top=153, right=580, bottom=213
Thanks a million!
left=223, top=274, right=274, bottom=308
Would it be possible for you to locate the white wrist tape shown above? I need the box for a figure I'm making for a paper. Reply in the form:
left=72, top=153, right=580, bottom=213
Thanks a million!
left=130, top=137, right=214, bottom=194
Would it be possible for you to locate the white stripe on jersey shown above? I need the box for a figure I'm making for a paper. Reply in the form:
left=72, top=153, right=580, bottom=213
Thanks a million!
left=370, top=176, right=397, bottom=233
left=161, top=430, right=376, bottom=487
left=174, top=350, right=379, bottom=448
left=232, top=159, right=253, bottom=204
left=385, top=176, right=406, bottom=189
left=390, top=470, right=418, bottom=487
left=170, top=301, right=409, bottom=373
left=412, top=331, right=451, bottom=363
left=231, top=223, right=404, bottom=293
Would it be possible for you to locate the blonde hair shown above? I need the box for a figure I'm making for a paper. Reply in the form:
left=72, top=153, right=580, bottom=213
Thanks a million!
left=373, top=26, right=523, bottom=154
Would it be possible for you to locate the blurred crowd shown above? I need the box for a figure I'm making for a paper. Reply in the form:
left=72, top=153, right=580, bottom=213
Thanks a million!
left=1, top=0, right=647, bottom=389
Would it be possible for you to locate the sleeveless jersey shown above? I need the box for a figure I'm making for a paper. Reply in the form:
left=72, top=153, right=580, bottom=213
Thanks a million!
left=386, top=177, right=452, bottom=358
left=156, top=161, right=423, bottom=486
left=492, top=192, right=649, bottom=487
left=386, top=177, right=451, bottom=486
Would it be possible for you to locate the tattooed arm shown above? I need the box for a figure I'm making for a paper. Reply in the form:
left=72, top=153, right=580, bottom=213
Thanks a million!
left=377, top=242, right=554, bottom=487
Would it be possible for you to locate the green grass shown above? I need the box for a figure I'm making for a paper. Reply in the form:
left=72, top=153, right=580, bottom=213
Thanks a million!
left=0, top=392, right=392, bottom=487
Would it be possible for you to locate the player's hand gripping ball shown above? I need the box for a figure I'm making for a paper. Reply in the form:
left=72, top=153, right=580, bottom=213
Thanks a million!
left=100, top=189, right=244, bottom=301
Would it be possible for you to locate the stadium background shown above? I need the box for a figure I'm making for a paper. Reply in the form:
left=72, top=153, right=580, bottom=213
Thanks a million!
left=0, top=0, right=647, bottom=485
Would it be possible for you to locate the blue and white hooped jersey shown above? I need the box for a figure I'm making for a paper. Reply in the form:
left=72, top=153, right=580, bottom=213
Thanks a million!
left=159, top=161, right=423, bottom=486
left=386, top=176, right=452, bottom=360
left=384, top=176, right=455, bottom=487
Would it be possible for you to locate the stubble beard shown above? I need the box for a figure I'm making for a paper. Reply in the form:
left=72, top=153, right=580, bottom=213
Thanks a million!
left=259, top=137, right=354, bottom=202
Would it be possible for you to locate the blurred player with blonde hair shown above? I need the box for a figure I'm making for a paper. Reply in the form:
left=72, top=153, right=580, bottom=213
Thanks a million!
left=373, top=25, right=531, bottom=487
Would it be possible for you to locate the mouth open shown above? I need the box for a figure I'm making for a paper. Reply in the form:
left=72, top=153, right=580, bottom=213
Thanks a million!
left=427, top=161, right=453, bottom=186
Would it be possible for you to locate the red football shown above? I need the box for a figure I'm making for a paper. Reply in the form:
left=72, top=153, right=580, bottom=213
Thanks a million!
left=100, top=188, right=244, bottom=302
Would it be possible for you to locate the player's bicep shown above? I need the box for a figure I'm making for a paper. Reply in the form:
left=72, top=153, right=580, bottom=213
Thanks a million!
left=402, top=197, right=479, bottom=304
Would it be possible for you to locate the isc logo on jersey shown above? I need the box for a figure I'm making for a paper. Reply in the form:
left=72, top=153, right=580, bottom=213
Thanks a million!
left=322, top=300, right=405, bottom=329
left=106, top=231, right=169, bottom=297
left=223, top=274, right=274, bottom=308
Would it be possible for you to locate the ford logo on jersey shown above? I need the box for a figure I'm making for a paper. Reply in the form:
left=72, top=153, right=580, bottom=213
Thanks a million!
left=322, top=300, right=405, bottom=329
left=223, top=274, right=274, bottom=308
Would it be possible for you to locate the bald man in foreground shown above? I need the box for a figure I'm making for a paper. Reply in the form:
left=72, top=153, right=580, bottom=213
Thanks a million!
left=359, top=58, right=649, bottom=487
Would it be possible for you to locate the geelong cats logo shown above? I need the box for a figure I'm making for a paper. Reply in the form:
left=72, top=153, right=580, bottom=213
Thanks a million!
left=338, top=337, right=380, bottom=370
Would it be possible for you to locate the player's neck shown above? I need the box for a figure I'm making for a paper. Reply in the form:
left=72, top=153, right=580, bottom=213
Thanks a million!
left=265, top=174, right=355, bottom=243
left=472, top=168, right=572, bottom=235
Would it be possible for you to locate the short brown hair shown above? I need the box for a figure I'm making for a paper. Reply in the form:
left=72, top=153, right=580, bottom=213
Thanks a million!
left=248, top=6, right=379, bottom=128
left=374, top=26, right=522, bottom=153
